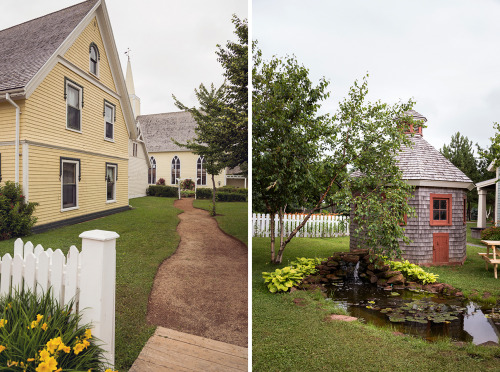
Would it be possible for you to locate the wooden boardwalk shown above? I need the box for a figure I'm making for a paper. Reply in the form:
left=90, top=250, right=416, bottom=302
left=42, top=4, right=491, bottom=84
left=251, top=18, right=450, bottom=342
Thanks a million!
left=129, top=327, right=248, bottom=371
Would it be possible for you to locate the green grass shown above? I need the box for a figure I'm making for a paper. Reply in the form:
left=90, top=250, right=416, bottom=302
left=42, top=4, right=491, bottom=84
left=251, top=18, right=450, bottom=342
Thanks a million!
left=466, top=221, right=492, bottom=245
left=253, top=237, right=500, bottom=371
left=193, top=200, right=248, bottom=245
left=0, top=196, right=181, bottom=371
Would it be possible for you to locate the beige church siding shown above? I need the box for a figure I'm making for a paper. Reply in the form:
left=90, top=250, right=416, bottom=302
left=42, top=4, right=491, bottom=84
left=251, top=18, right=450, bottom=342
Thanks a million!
left=23, top=63, right=128, bottom=158
left=64, top=17, right=117, bottom=92
left=129, top=140, right=148, bottom=198
left=151, top=151, right=225, bottom=188
left=27, top=144, right=128, bottom=226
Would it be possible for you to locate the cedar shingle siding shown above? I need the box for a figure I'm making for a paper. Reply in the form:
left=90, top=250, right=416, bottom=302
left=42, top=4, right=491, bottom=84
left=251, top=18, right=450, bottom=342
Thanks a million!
left=350, top=111, right=473, bottom=265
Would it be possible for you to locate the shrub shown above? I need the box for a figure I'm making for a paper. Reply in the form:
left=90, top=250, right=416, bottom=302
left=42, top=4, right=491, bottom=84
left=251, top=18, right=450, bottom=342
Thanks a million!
left=219, top=186, right=247, bottom=194
left=216, top=192, right=247, bottom=202
left=386, top=259, right=438, bottom=285
left=0, top=289, right=110, bottom=371
left=0, top=181, right=38, bottom=241
left=480, top=226, right=500, bottom=241
left=262, top=257, right=323, bottom=293
left=180, top=190, right=195, bottom=198
left=147, top=185, right=178, bottom=198
left=180, top=179, right=195, bottom=190
left=196, top=188, right=213, bottom=199
left=156, top=178, right=166, bottom=185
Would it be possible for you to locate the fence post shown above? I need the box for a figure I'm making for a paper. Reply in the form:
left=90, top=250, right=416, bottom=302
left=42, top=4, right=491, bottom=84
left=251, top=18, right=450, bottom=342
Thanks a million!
left=79, top=230, right=119, bottom=368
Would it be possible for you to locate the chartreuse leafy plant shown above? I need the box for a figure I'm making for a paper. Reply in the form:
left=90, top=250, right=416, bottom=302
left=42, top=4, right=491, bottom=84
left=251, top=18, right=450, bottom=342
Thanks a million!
left=0, top=181, right=38, bottom=241
left=386, top=259, right=438, bottom=285
left=262, top=257, right=323, bottom=293
left=0, top=289, right=115, bottom=371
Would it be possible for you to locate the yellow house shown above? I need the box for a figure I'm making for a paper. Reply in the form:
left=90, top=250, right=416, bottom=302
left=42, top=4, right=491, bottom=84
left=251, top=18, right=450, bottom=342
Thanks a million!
left=0, top=0, right=143, bottom=231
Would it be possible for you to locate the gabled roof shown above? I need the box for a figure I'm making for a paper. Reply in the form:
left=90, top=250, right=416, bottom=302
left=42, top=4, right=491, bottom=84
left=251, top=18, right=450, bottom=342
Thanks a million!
left=138, top=111, right=197, bottom=152
left=0, top=0, right=98, bottom=92
left=397, top=134, right=472, bottom=183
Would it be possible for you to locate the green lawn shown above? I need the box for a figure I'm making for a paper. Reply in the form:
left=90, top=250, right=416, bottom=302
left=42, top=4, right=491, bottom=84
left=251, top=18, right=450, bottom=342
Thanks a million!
left=0, top=197, right=181, bottom=371
left=193, top=200, right=248, bottom=245
left=466, top=221, right=493, bottom=245
left=253, top=237, right=500, bottom=371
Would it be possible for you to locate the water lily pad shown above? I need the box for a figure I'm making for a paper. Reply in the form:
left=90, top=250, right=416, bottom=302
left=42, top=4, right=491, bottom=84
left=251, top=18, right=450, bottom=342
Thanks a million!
left=389, top=316, right=406, bottom=323
left=390, top=292, right=400, bottom=296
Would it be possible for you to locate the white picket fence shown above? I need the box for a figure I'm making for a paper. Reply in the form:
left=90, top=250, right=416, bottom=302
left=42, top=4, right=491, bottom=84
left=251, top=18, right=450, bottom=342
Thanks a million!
left=252, top=213, right=350, bottom=238
left=0, top=229, right=118, bottom=367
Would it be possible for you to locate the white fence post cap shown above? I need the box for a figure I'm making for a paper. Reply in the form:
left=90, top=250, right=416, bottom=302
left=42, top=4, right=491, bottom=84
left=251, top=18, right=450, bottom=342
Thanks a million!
left=79, top=230, right=120, bottom=241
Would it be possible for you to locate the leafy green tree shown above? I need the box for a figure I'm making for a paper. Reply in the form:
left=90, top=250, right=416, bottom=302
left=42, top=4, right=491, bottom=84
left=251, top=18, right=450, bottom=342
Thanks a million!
left=253, top=50, right=417, bottom=264
left=173, top=15, right=248, bottom=215
left=440, top=132, right=480, bottom=220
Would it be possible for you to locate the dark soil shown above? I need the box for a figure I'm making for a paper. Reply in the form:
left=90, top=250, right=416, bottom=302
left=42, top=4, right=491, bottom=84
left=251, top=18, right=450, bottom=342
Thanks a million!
left=146, top=198, right=248, bottom=347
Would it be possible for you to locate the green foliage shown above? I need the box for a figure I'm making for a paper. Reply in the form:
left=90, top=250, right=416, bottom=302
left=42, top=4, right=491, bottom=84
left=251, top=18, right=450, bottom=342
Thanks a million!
left=180, top=190, right=195, bottom=198
left=387, top=259, right=439, bottom=285
left=156, top=178, right=166, bottom=186
left=215, top=192, right=247, bottom=202
left=262, top=257, right=323, bottom=293
left=195, top=188, right=213, bottom=199
left=0, top=181, right=38, bottom=241
left=480, top=226, right=500, bottom=240
left=180, top=179, right=195, bottom=190
left=219, top=186, right=248, bottom=194
left=146, top=185, right=178, bottom=198
left=0, top=289, right=104, bottom=370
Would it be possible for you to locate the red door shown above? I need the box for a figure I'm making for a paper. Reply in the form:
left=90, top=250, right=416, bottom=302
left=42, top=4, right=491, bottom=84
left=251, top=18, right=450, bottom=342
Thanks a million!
left=433, top=233, right=449, bottom=264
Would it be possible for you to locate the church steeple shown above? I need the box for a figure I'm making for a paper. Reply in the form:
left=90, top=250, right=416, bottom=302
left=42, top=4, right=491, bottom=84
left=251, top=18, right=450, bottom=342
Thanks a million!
left=125, top=50, right=141, bottom=118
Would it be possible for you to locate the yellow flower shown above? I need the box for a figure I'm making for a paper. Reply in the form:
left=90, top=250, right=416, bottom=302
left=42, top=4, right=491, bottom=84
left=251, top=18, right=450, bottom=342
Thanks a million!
left=84, top=329, right=92, bottom=339
left=7, top=360, right=19, bottom=367
left=0, top=345, right=5, bottom=353
left=36, top=314, right=43, bottom=322
left=73, top=343, right=85, bottom=355
left=46, top=357, right=57, bottom=370
left=62, top=345, right=70, bottom=353
left=0, top=319, right=7, bottom=327
left=46, top=337, right=62, bottom=354
left=82, top=339, right=90, bottom=348
left=27, top=358, right=35, bottom=362
left=55, top=369, right=62, bottom=372
left=30, top=320, right=38, bottom=329
left=104, top=369, right=118, bottom=372
left=35, top=362, right=51, bottom=372
left=41, top=323, right=48, bottom=331
left=6, top=302, right=12, bottom=309
left=39, top=349, right=51, bottom=361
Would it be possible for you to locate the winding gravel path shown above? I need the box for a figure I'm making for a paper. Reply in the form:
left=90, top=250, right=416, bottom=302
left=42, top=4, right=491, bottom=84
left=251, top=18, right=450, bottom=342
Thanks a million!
left=146, top=198, right=248, bottom=347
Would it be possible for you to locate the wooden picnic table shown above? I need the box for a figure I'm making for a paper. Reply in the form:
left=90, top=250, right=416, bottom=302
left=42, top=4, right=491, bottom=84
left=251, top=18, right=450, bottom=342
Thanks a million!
left=479, top=240, right=500, bottom=279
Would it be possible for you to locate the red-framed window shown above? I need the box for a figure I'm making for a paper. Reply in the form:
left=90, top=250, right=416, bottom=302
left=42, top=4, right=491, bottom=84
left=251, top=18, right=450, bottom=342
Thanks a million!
left=430, top=194, right=452, bottom=226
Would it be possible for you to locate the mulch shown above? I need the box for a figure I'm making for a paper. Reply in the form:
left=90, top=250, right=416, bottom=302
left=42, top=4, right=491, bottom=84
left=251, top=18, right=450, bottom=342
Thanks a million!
left=146, top=198, right=248, bottom=347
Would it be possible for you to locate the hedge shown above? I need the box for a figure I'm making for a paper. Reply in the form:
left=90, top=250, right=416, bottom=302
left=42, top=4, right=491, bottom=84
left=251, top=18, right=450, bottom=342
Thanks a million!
left=146, top=185, right=178, bottom=197
left=216, top=192, right=247, bottom=202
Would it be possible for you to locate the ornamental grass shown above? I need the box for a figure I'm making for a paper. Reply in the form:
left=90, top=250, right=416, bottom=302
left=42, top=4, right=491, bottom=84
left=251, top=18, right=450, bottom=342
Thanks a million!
left=0, top=288, right=115, bottom=372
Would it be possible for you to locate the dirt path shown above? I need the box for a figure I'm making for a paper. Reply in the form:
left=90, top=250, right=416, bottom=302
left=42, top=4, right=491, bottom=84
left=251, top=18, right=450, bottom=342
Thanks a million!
left=146, top=198, right=248, bottom=347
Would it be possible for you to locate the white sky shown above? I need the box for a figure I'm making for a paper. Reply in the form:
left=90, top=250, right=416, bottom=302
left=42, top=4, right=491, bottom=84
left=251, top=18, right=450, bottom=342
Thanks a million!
left=253, top=0, right=500, bottom=153
left=0, top=0, right=248, bottom=115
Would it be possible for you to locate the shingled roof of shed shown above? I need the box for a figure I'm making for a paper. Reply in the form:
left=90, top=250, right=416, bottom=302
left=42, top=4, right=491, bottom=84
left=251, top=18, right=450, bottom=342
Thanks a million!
left=138, top=111, right=197, bottom=152
left=0, top=0, right=98, bottom=92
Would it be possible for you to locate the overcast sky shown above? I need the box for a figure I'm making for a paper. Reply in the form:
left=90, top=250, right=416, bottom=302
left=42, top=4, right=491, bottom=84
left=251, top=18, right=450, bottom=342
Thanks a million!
left=253, top=0, right=500, bottom=153
left=0, top=0, right=247, bottom=115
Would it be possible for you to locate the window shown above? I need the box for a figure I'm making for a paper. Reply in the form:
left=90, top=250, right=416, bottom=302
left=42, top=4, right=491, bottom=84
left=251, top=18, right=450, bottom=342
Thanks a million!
left=197, top=156, right=206, bottom=185
left=171, top=156, right=180, bottom=184
left=65, top=78, right=83, bottom=131
left=430, top=194, right=452, bottom=226
left=89, top=43, right=99, bottom=75
left=106, top=163, right=117, bottom=202
left=0, top=153, right=2, bottom=182
left=104, top=100, right=115, bottom=140
left=133, top=143, right=138, bottom=157
left=463, top=196, right=467, bottom=225
left=148, top=156, right=156, bottom=184
left=61, top=158, right=80, bottom=210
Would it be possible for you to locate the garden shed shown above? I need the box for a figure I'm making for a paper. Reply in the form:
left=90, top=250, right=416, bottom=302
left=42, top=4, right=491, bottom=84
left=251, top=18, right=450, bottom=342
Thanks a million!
left=350, top=110, right=475, bottom=265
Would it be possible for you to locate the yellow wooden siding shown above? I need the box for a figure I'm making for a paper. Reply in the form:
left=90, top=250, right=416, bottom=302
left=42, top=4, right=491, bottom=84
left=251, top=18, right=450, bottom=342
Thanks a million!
left=28, top=144, right=128, bottom=226
left=150, top=151, right=225, bottom=188
left=0, top=101, right=26, bottom=142
left=23, top=63, right=128, bottom=159
left=0, top=145, right=16, bottom=185
left=64, top=17, right=117, bottom=92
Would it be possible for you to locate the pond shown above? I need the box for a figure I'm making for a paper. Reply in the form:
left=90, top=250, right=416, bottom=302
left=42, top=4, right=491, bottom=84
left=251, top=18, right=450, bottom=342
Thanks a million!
left=326, top=281, right=500, bottom=344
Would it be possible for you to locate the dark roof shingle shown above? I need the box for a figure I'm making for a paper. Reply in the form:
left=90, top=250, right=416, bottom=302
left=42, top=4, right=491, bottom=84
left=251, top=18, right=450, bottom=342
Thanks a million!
left=0, top=0, right=98, bottom=92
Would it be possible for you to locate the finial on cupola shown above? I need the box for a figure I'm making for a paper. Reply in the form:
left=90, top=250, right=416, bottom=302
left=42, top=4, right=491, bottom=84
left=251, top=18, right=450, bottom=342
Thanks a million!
left=403, top=109, right=427, bottom=136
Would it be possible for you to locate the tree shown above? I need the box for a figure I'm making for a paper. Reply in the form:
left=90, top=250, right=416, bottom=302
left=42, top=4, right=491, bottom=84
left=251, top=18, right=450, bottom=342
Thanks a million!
left=173, top=15, right=248, bottom=215
left=440, top=132, right=480, bottom=220
left=253, top=50, right=417, bottom=264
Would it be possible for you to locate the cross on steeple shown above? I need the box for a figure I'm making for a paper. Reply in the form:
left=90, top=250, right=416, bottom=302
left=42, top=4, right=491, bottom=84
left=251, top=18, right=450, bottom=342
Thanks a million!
left=125, top=48, right=131, bottom=60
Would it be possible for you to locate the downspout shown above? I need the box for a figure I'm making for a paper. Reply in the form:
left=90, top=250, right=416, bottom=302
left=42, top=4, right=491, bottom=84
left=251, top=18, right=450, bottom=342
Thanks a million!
left=5, top=93, right=20, bottom=184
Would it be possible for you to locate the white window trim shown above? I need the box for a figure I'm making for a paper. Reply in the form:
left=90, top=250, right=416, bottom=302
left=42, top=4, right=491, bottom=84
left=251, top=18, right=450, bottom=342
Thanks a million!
left=104, top=102, right=115, bottom=142
left=89, top=45, right=99, bottom=78
left=171, top=156, right=180, bottom=185
left=106, top=163, right=117, bottom=203
left=61, top=159, right=79, bottom=212
left=65, top=81, right=82, bottom=133
left=149, top=156, right=157, bottom=185
left=197, top=156, right=207, bottom=186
